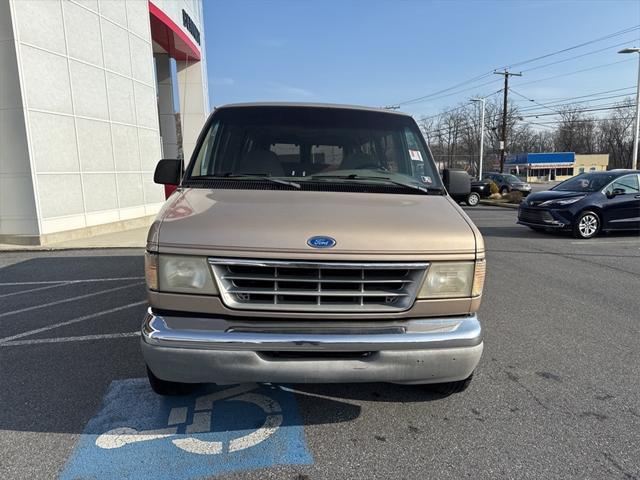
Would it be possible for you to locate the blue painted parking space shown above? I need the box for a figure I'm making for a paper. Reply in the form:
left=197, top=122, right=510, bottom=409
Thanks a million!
left=60, top=379, right=312, bottom=479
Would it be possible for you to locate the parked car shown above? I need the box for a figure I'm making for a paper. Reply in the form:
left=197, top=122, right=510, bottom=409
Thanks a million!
left=469, top=179, right=492, bottom=206
left=444, top=172, right=490, bottom=206
left=517, top=170, right=640, bottom=239
left=144, top=103, right=486, bottom=396
left=483, top=172, right=532, bottom=196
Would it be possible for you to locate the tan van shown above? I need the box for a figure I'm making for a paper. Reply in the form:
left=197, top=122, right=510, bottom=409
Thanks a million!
left=142, top=103, right=485, bottom=395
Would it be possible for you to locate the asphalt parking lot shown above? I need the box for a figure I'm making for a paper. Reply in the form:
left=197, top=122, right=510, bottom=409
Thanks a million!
left=1, top=205, right=639, bottom=480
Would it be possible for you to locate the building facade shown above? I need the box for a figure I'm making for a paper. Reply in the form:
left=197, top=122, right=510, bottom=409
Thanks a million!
left=0, top=0, right=208, bottom=245
left=505, top=152, right=609, bottom=182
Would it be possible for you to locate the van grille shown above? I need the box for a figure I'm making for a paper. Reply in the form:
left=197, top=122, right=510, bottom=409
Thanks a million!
left=208, top=258, right=428, bottom=312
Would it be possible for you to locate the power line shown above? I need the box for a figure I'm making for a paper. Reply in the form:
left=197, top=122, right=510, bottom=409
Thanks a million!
left=516, top=58, right=636, bottom=87
left=503, top=25, right=640, bottom=70
left=393, top=25, right=640, bottom=108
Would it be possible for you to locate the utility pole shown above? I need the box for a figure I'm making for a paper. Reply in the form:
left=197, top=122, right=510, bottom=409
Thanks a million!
left=470, top=97, right=485, bottom=179
left=494, top=70, right=522, bottom=172
left=618, top=48, right=640, bottom=169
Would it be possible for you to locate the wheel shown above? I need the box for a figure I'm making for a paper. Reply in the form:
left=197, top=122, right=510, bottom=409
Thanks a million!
left=427, top=373, right=474, bottom=395
left=466, top=192, right=480, bottom=206
left=500, top=186, right=509, bottom=195
left=146, top=366, right=198, bottom=396
left=572, top=211, right=600, bottom=239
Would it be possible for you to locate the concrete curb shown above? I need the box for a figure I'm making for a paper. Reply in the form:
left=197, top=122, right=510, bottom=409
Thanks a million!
left=479, top=200, right=520, bottom=209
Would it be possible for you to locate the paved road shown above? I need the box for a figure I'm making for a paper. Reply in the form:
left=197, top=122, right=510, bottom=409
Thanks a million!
left=1, top=207, right=639, bottom=479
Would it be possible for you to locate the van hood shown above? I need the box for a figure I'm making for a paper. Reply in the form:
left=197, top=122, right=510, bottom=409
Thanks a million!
left=152, top=188, right=479, bottom=256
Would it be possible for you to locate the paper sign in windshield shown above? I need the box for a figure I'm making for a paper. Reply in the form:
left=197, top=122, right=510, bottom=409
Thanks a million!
left=409, top=150, right=423, bottom=161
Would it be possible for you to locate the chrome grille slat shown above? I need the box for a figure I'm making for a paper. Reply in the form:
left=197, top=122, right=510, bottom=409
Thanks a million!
left=227, top=287, right=410, bottom=297
left=209, top=258, right=429, bottom=313
left=223, top=274, right=412, bottom=283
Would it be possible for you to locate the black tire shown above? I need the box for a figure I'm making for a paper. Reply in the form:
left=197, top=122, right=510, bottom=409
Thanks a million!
left=427, top=373, right=474, bottom=395
left=466, top=192, right=480, bottom=206
left=500, top=186, right=509, bottom=195
left=572, top=210, right=600, bottom=239
left=146, top=366, right=198, bottom=396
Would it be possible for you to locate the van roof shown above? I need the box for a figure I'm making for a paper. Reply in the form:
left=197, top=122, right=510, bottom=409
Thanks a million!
left=215, top=102, right=412, bottom=117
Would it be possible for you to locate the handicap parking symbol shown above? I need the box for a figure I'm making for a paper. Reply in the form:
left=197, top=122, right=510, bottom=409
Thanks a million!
left=60, top=379, right=312, bottom=479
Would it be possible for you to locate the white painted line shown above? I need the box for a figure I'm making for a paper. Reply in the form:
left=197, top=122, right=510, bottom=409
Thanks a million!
left=194, top=383, right=258, bottom=411
left=0, top=331, right=140, bottom=347
left=228, top=413, right=282, bottom=453
left=0, top=282, right=143, bottom=319
left=0, top=301, right=146, bottom=343
left=0, top=276, right=144, bottom=287
left=0, top=282, right=70, bottom=299
left=96, top=426, right=177, bottom=449
left=172, top=437, right=223, bottom=455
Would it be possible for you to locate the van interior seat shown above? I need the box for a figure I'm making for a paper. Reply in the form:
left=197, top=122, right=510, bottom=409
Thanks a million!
left=237, top=150, right=285, bottom=176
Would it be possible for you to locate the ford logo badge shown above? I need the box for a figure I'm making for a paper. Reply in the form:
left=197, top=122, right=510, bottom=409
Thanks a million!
left=307, top=236, right=336, bottom=249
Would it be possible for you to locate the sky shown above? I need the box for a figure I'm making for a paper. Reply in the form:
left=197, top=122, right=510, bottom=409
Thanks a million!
left=202, top=0, right=640, bottom=120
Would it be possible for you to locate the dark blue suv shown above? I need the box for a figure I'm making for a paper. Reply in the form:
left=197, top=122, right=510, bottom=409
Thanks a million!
left=518, top=170, right=640, bottom=239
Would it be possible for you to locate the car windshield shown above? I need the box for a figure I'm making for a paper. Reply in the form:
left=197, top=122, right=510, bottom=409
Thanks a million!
left=503, top=174, right=522, bottom=184
left=186, top=106, right=442, bottom=191
left=552, top=173, right=617, bottom=192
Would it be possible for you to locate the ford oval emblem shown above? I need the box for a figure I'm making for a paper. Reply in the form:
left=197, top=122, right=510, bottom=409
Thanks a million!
left=307, top=236, right=336, bottom=249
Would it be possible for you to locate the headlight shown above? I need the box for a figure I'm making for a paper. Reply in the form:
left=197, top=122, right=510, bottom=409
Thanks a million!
left=147, top=254, right=217, bottom=294
left=419, top=261, right=482, bottom=299
left=540, top=196, right=584, bottom=207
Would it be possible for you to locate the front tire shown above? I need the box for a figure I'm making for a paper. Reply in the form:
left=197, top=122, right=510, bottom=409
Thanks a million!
left=146, top=366, right=198, bottom=396
left=466, top=192, right=480, bottom=206
left=573, top=211, right=600, bottom=239
left=427, top=373, right=474, bottom=395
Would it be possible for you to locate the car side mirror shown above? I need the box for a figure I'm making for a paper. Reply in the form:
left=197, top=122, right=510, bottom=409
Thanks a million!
left=154, top=159, right=182, bottom=185
left=442, top=168, right=471, bottom=198
left=607, top=187, right=626, bottom=198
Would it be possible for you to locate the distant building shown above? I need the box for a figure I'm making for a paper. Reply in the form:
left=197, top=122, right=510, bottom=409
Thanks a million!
left=505, top=152, right=609, bottom=182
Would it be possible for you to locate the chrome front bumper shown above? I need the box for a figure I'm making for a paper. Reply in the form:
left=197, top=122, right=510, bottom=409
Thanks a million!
left=141, top=309, right=483, bottom=385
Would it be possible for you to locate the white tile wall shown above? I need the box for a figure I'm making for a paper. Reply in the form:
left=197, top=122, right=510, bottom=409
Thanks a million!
left=82, top=173, right=118, bottom=211
left=99, top=0, right=127, bottom=27
left=117, top=172, right=144, bottom=207
left=125, top=0, right=149, bottom=38
left=106, top=72, right=135, bottom=124
left=76, top=118, right=114, bottom=171
left=6, top=0, right=170, bottom=235
left=111, top=123, right=140, bottom=171
left=13, top=0, right=67, bottom=55
left=64, top=0, right=103, bottom=66
left=70, top=60, right=109, bottom=119
left=0, top=109, right=31, bottom=175
left=36, top=173, right=84, bottom=218
left=29, top=112, right=79, bottom=172
left=21, top=45, right=73, bottom=113
left=101, top=19, right=131, bottom=77
left=0, top=41, right=22, bottom=109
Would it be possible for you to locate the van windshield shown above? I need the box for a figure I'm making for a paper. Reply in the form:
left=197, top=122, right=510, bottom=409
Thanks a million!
left=186, top=106, right=442, bottom=191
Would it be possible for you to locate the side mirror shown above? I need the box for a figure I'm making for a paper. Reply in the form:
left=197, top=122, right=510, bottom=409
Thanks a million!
left=607, top=187, right=625, bottom=198
left=154, top=159, right=182, bottom=185
left=442, top=168, right=471, bottom=199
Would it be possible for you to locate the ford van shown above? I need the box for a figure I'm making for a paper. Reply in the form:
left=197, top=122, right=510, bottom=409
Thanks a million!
left=142, top=103, right=486, bottom=396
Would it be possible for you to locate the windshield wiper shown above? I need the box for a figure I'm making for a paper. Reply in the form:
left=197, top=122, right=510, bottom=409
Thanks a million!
left=311, top=174, right=443, bottom=194
left=199, top=173, right=301, bottom=189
